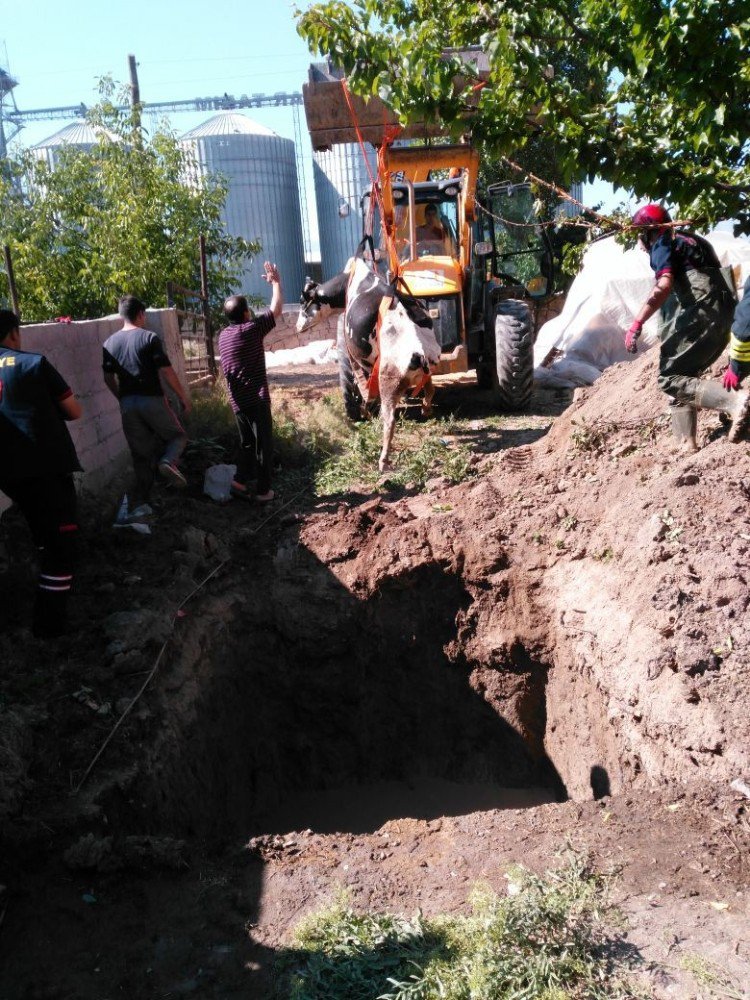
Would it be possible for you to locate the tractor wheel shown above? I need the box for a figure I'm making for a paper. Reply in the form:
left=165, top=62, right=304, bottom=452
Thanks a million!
left=336, top=324, right=365, bottom=421
left=491, top=299, right=534, bottom=411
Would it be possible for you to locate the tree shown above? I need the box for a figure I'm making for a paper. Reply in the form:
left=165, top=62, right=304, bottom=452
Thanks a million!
left=0, top=81, right=258, bottom=322
left=296, top=0, right=750, bottom=233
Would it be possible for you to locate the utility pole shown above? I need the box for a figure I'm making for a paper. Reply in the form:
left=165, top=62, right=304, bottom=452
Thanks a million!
left=128, top=53, right=142, bottom=145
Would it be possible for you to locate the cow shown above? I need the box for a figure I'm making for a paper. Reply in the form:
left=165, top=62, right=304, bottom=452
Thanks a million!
left=375, top=294, right=441, bottom=471
left=297, top=254, right=442, bottom=471
left=342, top=258, right=441, bottom=471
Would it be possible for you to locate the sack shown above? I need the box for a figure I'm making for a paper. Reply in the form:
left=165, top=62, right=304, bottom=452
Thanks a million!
left=203, top=464, right=237, bottom=503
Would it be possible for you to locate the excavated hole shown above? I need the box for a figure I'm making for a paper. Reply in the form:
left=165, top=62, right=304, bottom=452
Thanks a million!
left=124, top=558, right=571, bottom=842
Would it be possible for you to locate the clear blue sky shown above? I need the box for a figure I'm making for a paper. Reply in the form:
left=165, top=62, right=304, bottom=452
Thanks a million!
left=1, top=0, right=313, bottom=148
left=0, top=0, right=622, bottom=223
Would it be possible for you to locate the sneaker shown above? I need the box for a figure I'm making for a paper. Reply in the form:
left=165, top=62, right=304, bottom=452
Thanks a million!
left=112, top=521, right=152, bottom=535
left=256, top=489, right=275, bottom=503
left=158, top=461, right=187, bottom=488
left=129, top=503, right=154, bottom=518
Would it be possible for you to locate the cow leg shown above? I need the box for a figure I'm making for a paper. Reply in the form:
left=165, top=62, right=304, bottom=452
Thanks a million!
left=378, top=365, right=401, bottom=472
left=421, top=376, right=435, bottom=417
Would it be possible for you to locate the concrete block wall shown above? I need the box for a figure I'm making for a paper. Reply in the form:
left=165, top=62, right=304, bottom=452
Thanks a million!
left=264, top=307, right=340, bottom=354
left=0, top=309, right=187, bottom=515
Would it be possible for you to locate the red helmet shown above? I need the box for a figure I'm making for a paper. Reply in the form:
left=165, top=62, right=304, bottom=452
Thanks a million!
left=632, top=204, right=671, bottom=227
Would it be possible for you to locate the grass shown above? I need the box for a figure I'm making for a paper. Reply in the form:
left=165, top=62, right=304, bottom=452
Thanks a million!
left=277, top=855, right=646, bottom=1000
left=679, top=953, right=745, bottom=999
left=189, top=383, right=477, bottom=498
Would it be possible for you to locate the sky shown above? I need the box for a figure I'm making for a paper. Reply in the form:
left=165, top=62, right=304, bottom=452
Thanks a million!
left=0, top=0, right=623, bottom=249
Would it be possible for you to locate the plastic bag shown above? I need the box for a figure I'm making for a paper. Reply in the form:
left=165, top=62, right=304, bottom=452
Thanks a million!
left=203, top=464, right=237, bottom=503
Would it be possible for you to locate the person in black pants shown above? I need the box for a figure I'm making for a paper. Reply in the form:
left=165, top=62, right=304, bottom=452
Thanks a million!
left=218, top=262, right=283, bottom=503
left=0, top=310, right=82, bottom=637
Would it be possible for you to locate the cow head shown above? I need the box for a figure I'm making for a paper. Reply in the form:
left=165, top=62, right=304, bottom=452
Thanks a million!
left=296, top=277, right=326, bottom=334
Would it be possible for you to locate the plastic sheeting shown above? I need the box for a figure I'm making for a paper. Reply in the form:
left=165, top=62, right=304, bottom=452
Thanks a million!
left=534, top=231, right=750, bottom=389
left=265, top=338, right=337, bottom=368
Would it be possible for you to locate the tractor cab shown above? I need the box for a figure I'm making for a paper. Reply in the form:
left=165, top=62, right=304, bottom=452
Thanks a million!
left=478, top=181, right=554, bottom=300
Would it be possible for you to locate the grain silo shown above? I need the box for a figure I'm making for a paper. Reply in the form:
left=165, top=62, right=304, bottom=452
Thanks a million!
left=32, top=121, right=115, bottom=170
left=180, top=112, right=305, bottom=303
left=313, top=142, right=377, bottom=280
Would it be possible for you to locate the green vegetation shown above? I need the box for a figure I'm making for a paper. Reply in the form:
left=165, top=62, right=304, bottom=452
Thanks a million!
left=0, top=79, right=257, bottom=322
left=275, top=393, right=475, bottom=495
left=569, top=421, right=617, bottom=456
left=278, top=855, right=644, bottom=1000
left=185, top=387, right=477, bottom=498
left=679, top=953, right=744, bottom=1000
left=297, top=1, right=749, bottom=234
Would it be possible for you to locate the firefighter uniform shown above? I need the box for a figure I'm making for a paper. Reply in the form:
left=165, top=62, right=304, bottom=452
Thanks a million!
left=649, top=231, right=736, bottom=404
left=728, top=275, right=750, bottom=383
left=0, top=343, right=81, bottom=637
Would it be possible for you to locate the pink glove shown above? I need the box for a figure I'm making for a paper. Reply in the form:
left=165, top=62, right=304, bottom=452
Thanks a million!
left=723, top=367, right=740, bottom=391
left=625, top=320, right=643, bottom=354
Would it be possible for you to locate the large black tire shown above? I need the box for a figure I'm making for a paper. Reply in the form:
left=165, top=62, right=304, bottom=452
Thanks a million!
left=336, top=323, right=365, bottom=421
left=491, top=299, right=534, bottom=411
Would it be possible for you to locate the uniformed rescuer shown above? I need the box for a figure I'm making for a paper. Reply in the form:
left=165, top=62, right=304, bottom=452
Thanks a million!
left=624, top=203, right=748, bottom=452
left=0, top=309, right=82, bottom=638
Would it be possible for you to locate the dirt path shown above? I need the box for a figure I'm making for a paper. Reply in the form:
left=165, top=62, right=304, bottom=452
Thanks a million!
left=0, top=357, right=749, bottom=999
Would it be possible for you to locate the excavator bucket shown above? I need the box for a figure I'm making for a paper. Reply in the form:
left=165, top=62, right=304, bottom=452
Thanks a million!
left=302, top=54, right=491, bottom=151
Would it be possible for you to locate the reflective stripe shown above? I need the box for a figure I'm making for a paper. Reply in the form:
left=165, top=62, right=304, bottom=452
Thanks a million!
left=730, top=333, right=750, bottom=360
left=40, top=574, right=73, bottom=582
left=59, top=524, right=78, bottom=533
left=39, top=584, right=71, bottom=592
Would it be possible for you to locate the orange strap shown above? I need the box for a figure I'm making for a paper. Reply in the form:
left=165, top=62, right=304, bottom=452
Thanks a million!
left=340, top=79, right=402, bottom=277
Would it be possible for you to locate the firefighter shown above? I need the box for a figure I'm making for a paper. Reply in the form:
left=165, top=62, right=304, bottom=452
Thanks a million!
left=624, top=203, right=747, bottom=451
left=724, top=275, right=750, bottom=391
left=0, top=310, right=82, bottom=637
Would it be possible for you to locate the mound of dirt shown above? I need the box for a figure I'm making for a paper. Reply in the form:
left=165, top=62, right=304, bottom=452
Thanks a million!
left=301, top=351, right=750, bottom=798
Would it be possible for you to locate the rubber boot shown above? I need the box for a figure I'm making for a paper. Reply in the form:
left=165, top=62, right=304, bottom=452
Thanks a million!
left=669, top=405, right=698, bottom=452
left=694, top=380, right=750, bottom=443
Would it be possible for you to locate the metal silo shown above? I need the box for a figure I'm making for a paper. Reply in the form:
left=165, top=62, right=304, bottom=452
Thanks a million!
left=180, top=112, right=305, bottom=303
left=31, top=121, right=113, bottom=170
left=313, top=142, right=377, bottom=280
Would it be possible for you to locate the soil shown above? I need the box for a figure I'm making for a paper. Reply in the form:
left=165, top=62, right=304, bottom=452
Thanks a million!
left=0, top=354, right=749, bottom=1000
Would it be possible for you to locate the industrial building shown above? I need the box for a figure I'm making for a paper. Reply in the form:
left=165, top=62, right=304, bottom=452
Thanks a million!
left=179, top=112, right=305, bottom=303
left=31, top=121, right=116, bottom=170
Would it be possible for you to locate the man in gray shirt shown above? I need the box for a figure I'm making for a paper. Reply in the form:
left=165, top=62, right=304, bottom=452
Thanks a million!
left=103, top=296, right=191, bottom=519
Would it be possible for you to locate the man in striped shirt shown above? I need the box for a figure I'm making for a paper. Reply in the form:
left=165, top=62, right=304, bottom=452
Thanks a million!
left=219, top=262, right=283, bottom=502
left=0, top=309, right=82, bottom=637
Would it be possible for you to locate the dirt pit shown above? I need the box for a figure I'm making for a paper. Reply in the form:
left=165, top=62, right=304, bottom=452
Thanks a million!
left=1, top=354, right=750, bottom=998
left=119, top=547, right=570, bottom=844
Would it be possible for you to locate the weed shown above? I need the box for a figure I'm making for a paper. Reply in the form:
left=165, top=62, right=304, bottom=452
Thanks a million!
left=570, top=420, right=617, bottom=454
left=593, top=547, right=615, bottom=563
left=679, top=952, right=744, bottom=998
left=184, top=384, right=236, bottom=466
left=278, top=855, right=643, bottom=1000
left=659, top=509, right=683, bottom=542
left=562, top=515, right=579, bottom=532
left=315, top=415, right=475, bottom=496
left=531, top=532, right=546, bottom=545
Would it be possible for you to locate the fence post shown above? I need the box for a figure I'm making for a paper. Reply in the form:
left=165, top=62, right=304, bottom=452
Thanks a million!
left=199, top=234, right=216, bottom=376
left=3, top=244, right=20, bottom=318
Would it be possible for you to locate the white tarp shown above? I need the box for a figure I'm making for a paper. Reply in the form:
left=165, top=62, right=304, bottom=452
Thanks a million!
left=534, top=231, right=750, bottom=389
left=265, top=338, right=337, bottom=368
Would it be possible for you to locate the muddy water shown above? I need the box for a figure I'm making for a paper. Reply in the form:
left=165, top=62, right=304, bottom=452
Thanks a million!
left=257, top=778, right=557, bottom=835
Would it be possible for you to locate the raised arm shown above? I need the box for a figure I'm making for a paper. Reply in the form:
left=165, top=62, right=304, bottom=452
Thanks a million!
left=264, top=261, right=283, bottom=319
